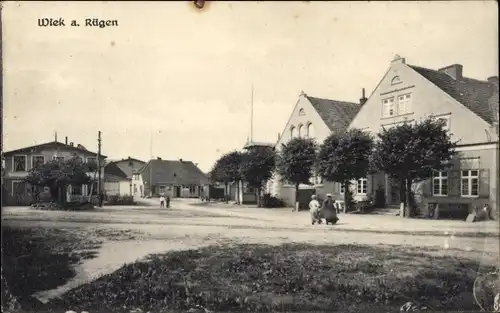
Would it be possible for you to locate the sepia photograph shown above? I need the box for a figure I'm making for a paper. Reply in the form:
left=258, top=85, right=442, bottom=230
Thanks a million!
left=1, top=1, right=499, bottom=312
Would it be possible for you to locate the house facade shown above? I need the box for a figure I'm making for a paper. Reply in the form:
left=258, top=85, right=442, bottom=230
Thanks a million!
left=269, top=91, right=365, bottom=208
left=2, top=138, right=106, bottom=206
left=132, top=158, right=209, bottom=198
left=104, top=157, right=145, bottom=196
left=348, top=55, right=499, bottom=219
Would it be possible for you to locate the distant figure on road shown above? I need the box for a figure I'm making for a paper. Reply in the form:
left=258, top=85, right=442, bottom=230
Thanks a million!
left=166, top=195, right=170, bottom=208
left=99, top=191, right=104, bottom=207
left=322, top=194, right=339, bottom=225
left=309, top=195, right=322, bottom=225
left=160, top=195, right=165, bottom=208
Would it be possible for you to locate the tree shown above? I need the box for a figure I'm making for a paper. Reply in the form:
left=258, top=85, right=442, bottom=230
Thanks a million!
left=370, top=117, right=457, bottom=217
left=276, top=137, right=317, bottom=211
left=240, top=146, right=276, bottom=207
left=24, top=156, right=93, bottom=205
left=318, top=128, right=374, bottom=211
left=209, top=151, right=243, bottom=203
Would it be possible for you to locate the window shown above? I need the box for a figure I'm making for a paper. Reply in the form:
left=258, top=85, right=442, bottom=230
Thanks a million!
left=159, top=185, right=166, bottom=194
left=432, top=171, right=448, bottom=196
left=397, top=93, right=412, bottom=115
left=72, top=184, right=83, bottom=195
left=53, top=155, right=65, bottom=162
left=290, top=126, right=298, bottom=138
left=391, top=76, right=402, bottom=85
left=86, top=157, right=97, bottom=164
left=382, top=97, right=395, bottom=117
left=32, top=155, right=45, bottom=168
left=307, top=123, right=314, bottom=138
left=189, top=185, right=196, bottom=194
left=437, top=116, right=450, bottom=131
left=357, top=178, right=368, bottom=195
left=461, top=170, right=479, bottom=197
left=298, top=124, right=303, bottom=138
left=13, top=155, right=27, bottom=172
left=340, top=183, right=345, bottom=195
left=299, top=108, right=305, bottom=116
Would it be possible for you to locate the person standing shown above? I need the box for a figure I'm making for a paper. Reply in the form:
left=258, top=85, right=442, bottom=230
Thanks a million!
left=160, top=195, right=165, bottom=208
left=309, top=195, right=321, bottom=225
left=166, top=195, right=170, bottom=208
left=322, top=193, right=339, bottom=225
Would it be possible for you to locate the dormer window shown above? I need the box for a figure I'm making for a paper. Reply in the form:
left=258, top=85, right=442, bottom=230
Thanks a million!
left=391, top=76, right=402, bottom=85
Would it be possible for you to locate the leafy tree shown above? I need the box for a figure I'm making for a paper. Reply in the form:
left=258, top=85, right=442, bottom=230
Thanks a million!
left=24, top=156, right=93, bottom=204
left=209, top=151, right=243, bottom=203
left=370, top=117, right=457, bottom=217
left=318, top=128, right=374, bottom=211
left=276, top=137, right=317, bottom=211
left=240, top=146, right=276, bottom=207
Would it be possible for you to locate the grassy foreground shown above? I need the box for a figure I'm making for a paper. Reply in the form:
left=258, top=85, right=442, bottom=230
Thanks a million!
left=43, top=243, right=496, bottom=313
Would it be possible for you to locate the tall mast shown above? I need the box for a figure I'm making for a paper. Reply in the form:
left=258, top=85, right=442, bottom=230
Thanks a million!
left=250, top=84, right=254, bottom=142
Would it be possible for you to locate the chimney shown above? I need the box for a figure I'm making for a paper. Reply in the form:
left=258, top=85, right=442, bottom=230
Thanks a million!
left=391, top=54, right=406, bottom=64
left=157, top=157, right=161, bottom=160
left=69, top=142, right=74, bottom=146
left=65, top=137, right=68, bottom=145
left=360, top=88, right=368, bottom=105
left=438, top=64, right=463, bottom=80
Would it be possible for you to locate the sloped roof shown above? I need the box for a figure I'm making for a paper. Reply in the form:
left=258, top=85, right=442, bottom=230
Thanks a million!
left=305, top=96, right=362, bottom=133
left=3, top=141, right=106, bottom=158
left=139, top=159, right=209, bottom=185
left=409, top=65, right=498, bottom=125
left=112, top=157, right=146, bottom=178
left=104, top=162, right=129, bottom=180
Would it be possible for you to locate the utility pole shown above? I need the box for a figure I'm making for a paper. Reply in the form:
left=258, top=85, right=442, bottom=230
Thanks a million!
left=250, top=84, right=254, bottom=142
left=97, top=131, right=102, bottom=200
left=149, top=129, right=153, bottom=197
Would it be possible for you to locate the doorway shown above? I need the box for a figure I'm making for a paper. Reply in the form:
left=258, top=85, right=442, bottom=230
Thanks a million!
left=175, top=186, right=181, bottom=198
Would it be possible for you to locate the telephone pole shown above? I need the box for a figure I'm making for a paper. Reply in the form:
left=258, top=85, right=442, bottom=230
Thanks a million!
left=97, top=131, right=102, bottom=198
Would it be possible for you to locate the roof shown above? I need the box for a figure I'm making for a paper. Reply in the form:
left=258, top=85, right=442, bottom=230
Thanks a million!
left=104, top=162, right=129, bottom=180
left=111, top=157, right=146, bottom=178
left=139, top=159, right=209, bottom=185
left=409, top=65, right=498, bottom=125
left=3, top=141, right=107, bottom=158
left=305, top=96, right=363, bottom=133
left=243, top=141, right=274, bottom=150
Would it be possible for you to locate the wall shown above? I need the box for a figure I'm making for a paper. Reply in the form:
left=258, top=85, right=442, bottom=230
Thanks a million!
left=104, top=181, right=132, bottom=196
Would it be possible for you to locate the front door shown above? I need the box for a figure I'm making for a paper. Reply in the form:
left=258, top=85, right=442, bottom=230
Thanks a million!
left=175, top=186, right=181, bottom=198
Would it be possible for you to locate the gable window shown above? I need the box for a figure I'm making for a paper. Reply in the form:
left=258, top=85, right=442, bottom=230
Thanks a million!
left=13, top=155, right=27, bottom=172
left=461, top=170, right=479, bottom=197
left=32, top=155, right=45, bottom=168
left=432, top=171, right=448, bottom=196
left=391, top=76, right=402, bottom=85
left=357, top=178, right=367, bottom=195
left=382, top=97, right=395, bottom=117
left=299, top=108, right=305, bottom=116
left=397, top=93, right=412, bottom=115
left=298, top=124, right=303, bottom=138
left=307, top=123, right=314, bottom=138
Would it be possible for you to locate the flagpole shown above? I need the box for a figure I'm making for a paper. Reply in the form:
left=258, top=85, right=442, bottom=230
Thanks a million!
left=149, top=128, right=153, bottom=197
left=250, top=84, right=254, bottom=142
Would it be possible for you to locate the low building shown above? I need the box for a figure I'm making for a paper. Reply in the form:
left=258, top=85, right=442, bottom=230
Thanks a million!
left=133, top=158, right=209, bottom=198
left=2, top=137, right=106, bottom=205
left=104, top=157, right=145, bottom=196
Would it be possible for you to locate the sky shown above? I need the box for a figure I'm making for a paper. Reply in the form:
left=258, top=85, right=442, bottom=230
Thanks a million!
left=2, top=1, right=498, bottom=172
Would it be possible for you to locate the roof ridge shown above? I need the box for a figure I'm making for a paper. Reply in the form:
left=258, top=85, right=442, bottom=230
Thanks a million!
left=408, top=64, right=492, bottom=85
left=305, top=95, right=360, bottom=106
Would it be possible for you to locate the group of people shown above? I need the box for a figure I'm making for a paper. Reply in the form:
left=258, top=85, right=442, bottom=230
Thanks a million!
left=309, top=193, right=339, bottom=225
left=159, top=195, right=170, bottom=208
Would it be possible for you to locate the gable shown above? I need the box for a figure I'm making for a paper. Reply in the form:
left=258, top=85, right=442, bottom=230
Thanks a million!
left=348, top=58, right=498, bottom=145
left=114, top=159, right=146, bottom=178
left=141, top=160, right=209, bottom=185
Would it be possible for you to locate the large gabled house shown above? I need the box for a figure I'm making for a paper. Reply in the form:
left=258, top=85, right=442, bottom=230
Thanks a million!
left=104, top=157, right=145, bottom=196
left=269, top=90, right=365, bottom=207
left=348, top=55, right=499, bottom=219
left=132, top=158, right=209, bottom=198
left=2, top=137, right=106, bottom=205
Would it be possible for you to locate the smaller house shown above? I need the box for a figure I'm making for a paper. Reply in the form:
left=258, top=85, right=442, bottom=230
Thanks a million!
left=133, top=158, right=209, bottom=198
left=104, top=157, right=145, bottom=196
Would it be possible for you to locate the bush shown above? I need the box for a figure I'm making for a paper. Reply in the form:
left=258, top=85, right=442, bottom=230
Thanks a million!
left=106, top=195, right=135, bottom=206
left=355, top=200, right=374, bottom=213
left=344, top=187, right=355, bottom=211
left=262, top=193, right=286, bottom=208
